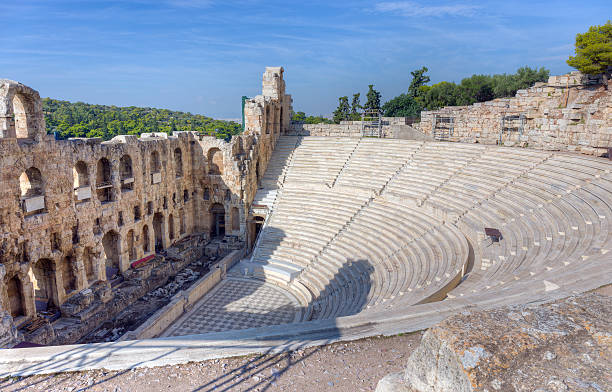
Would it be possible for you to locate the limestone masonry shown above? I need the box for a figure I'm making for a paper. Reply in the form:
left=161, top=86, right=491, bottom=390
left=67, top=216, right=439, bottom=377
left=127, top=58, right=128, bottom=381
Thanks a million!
left=0, top=68, right=610, bottom=390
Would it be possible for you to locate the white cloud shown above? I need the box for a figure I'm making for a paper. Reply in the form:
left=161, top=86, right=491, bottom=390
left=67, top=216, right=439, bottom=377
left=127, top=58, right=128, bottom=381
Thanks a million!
left=375, top=1, right=479, bottom=17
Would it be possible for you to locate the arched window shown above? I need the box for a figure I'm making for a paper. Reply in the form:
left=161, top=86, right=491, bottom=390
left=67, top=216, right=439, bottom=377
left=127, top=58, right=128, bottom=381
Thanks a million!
left=102, top=231, right=121, bottom=280
left=7, top=276, right=25, bottom=318
left=120, top=155, right=134, bottom=192
left=150, top=151, right=161, bottom=184
left=265, top=106, right=270, bottom=134
left=183, top=189, right=189, bottom=202
left=13, top=94, right=32, bottom=139
left=174, top=148, right=183, bottom=177
left=203, top=188, right=210, bottom=201
left=96, top=158, right=114, bottom=203
left=231, top=207, right=240, bottom=232
left=73, top=161, right=89, bottom=188
left=209, top=203, right=225, bottom=238
left=20, top=167, right=45, bottom=214
left=19, top=167, right=44, bottom=198
left=32, top=258, right=57, bottom=311
left=208, top=148, right=223, bottom=175
left=153, top=212, right=165, bottom=252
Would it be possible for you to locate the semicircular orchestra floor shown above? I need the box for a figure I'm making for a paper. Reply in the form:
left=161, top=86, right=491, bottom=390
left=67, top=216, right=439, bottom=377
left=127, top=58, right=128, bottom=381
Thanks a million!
left=161, top=276, right=302, bottom=337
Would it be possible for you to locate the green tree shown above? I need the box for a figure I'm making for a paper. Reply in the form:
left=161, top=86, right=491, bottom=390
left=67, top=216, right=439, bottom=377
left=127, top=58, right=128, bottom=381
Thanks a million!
left=381, top=94, right=420, bottom=117
left=333, top=96, right=350, bottom=123
left=362, top=85, right=381, bottom=114
left=567, top=21, right=612, bottom=88
left=349, top=93, right=361, bottom=120
left=408, top=66, right=431, bottom=98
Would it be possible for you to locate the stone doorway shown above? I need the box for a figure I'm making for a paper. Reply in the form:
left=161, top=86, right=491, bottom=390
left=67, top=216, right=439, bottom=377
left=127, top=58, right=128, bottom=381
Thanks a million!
left=210, top=203, right=225, bottom=238
left=7, top=276, right=25, bottom=318
left=102, top=230, right=121, bottom=280
left=32, top=258, right=58, bottom=312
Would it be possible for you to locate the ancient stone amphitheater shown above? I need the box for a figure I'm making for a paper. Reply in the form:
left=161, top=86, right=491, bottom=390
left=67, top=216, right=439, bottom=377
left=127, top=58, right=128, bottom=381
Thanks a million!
left=0, top=67, right=610, bottom=377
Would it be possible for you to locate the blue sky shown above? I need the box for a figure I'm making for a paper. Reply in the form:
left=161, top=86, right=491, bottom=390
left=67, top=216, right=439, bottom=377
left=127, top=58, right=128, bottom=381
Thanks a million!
left=1, top=1, right=608, bottom=119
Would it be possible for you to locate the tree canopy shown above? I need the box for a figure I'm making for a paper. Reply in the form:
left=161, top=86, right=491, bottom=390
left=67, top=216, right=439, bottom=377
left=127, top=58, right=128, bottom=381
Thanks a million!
left=332, top=96, right=351, bottom=124
left=43, top=98, right=241, bottom=141
left=567, top=20, right=612, bottom=86
left=381, top=66, right=549, bottom=117
left=363, top=84, right=382, bottom=114
left=291, top=111, right=333, bottom=124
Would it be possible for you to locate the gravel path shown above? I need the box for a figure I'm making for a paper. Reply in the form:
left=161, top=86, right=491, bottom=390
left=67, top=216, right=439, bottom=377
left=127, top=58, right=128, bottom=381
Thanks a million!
left=0, top=333, right=421, bottom=392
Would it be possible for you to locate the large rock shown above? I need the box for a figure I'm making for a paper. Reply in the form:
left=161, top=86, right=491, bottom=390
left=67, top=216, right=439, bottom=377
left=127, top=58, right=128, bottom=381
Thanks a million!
left=0, top=310, right=24, bottom=348
left=377, top=293, right=611, bottom=392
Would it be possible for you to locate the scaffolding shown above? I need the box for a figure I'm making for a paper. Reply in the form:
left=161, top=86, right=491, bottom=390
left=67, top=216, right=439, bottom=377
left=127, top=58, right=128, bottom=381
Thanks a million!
left=361, top=109, right=382, bottom=137
left=433, top=115, right=454, bottom=141
left=499, top=113, right=526, bottom=144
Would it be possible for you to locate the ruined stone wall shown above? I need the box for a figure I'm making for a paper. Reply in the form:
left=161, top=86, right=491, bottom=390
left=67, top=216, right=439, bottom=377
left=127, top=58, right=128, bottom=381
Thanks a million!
left=416, top=71, right=612, bottom=156
left=288, top=117, right=420, bottom=138
left=0, top=67, right=291, bottom=342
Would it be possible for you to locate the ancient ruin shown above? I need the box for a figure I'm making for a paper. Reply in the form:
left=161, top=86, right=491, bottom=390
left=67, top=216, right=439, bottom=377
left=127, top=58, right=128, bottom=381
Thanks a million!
left=0, top=68, right=610, bottom=390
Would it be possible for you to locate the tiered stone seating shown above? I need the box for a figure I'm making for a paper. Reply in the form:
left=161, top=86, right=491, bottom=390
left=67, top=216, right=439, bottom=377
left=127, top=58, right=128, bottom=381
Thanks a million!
left=248, top=136, right=612, bottom=323
left=334, top=139, right=423, bottom=191
left=384, top=142, right=486, bottom=203
left=259, top=136, right=300, bottom=189
left=283, top=136, right=360, bottom=185
left=249, top=187, right=371, bottom=282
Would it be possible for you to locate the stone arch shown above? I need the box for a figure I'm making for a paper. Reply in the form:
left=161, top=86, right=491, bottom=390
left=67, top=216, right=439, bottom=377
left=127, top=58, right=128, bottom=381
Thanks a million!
left=127, top=230, right=136, bottom=261
left=203, top=187, right=210, bottom=201
left=19, top=167, right=44, bottom=198
left=0, top=80, right=44, bottom=140
left=102, top=230, right=121, bottom=279
left=120, top=154, right=133, bottom=192
left=168, top=214, right=175, bottom=240
left=31, top=258, right=58, bottom=311
left=209, top=203, right=225, bottom=238
left=231, top=207, right=240, bottom=232
left=6, top=276, right=25, bottom=318
left=153, top=212, right=165, bottom=252
left=73, top=161, right=89, bottom=188
left=62, top=255, right=77, bottom=295
left=150, top=150, right=161, bottom=174
left=174, top=147, right=183, bottom=177
left=208, top=148, right=223, bottom=175
left=142, top=224, right=151, bottom=253
left=96, top=157, right=115, bottom=203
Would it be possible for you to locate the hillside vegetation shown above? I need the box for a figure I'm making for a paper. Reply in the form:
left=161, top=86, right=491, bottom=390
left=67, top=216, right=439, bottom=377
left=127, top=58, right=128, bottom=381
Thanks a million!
left=43, top=98, right=242, bottom=141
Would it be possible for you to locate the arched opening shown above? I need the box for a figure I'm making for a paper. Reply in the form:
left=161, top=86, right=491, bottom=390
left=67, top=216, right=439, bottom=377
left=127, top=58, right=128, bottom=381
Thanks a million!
left=179, top=209, right=185, bottom=235
left=265, top=106, right=271, bottom=134
left=150, top=150, right=161, bottom=184
left=256, top=160, right=260, bottom=183
left=62, top=255, right=77, bottom=294
left=208, top=148, right=223, bottom=175
left=251, top=215, right=265, bottom=251
left=7, top=276, right=25, bottom=318
left=19, top=167, right=45, bottom=214
left=12, top=94, right=31, bottom=139
left=120, top=155, right=134, bottom=192
left=127, top=230, right=136, bottom=261
left=183, top=189, right=189, bottom=202
left=280, top=106, right=283, bottom=134
left=83, top=247, right=96, bottom=283
left=19, top=167, right=44, bottom=197
left=203, top=188, right=210, bottom=201
left=231, top=207, right=240, bottom=232
left=96, top=158, right=114, bottom=203
left=102, top=230, right=121, bottom=280
left=73, top=161, right=91, bottom=202
left=174, top=148, right=183, bottom=178
left=32, top=258, right=58, bottom=312
left=143, top=224, right=151, bottom=253
left=210, top=203, right=225, bottom=238
left=153, top=212, right=165, bottom=252
left=168, top=214, right=175, bottom=240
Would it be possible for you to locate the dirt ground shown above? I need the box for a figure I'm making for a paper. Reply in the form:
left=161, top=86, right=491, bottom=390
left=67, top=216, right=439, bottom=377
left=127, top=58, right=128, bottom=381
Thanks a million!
left=0, top=332, right=421, bottom=392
